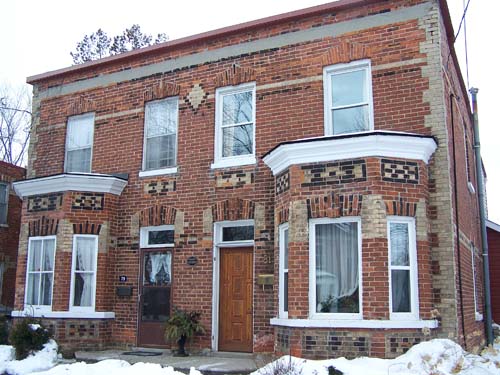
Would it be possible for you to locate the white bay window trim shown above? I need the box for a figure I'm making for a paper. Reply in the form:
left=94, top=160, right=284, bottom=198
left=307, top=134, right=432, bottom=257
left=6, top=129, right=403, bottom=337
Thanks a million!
left=309, top=217, right=363, bottom=320
left=70, top=234, right=98, bottom=312
left=65, top=113, right=94, bottom=173
left=279, top=223, right=289, bottom=319
left=387, top=216, right=419, bottom=320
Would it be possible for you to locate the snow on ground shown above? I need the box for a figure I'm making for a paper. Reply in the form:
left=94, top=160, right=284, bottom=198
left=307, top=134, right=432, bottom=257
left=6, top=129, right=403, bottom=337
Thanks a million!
left=0, top=340, right=58, bottom=375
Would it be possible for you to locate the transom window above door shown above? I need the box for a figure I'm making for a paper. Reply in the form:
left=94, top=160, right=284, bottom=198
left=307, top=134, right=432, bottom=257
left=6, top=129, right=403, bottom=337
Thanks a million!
left=140, top=225, right=174, bottom=248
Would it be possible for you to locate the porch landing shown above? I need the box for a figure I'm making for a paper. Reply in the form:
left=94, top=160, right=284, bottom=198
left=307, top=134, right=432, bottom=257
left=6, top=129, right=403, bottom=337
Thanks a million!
left=74, top=349, right=272, bottom=374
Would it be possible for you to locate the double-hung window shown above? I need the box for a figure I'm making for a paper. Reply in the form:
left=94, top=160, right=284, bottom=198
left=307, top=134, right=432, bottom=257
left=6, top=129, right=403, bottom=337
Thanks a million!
left=279, top=224, right=289, bottom=318
left=65, top=113, right=94, bottom=173
left=0, top=183, right=8, bottom=225
left=387, top=217, right=418, bottom=319
left=143, top=98, right=178, bottom=172
left=309, top=217, right=362, bottom=318
left=213, top=83, right=256, bottom=168
left=324, top=60, right=373, bottom=135
left=26, top=237, right=56, bottom=310
left=70, top=235, right=98, bottom=311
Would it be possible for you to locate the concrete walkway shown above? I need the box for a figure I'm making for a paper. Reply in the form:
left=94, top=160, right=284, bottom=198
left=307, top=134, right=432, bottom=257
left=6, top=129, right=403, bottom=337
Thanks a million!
left=74, top=349, right=273, bottom=374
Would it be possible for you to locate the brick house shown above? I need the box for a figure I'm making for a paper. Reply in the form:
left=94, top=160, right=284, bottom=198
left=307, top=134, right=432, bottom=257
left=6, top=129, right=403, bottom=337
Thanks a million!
left=487, top=220, right=500, bottom=323
left=12, top=0, right=486, bottom=358
left=0, top=161, right=25, bottom=313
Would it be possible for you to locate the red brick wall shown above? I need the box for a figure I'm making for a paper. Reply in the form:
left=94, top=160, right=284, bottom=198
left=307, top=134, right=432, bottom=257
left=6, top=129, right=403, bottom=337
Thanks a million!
left=488, top=226, right=500, bottom=323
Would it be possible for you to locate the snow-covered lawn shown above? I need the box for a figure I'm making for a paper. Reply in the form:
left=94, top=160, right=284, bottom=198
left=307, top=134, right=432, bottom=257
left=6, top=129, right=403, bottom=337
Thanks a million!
left=1, top=338, right=500, bottom=375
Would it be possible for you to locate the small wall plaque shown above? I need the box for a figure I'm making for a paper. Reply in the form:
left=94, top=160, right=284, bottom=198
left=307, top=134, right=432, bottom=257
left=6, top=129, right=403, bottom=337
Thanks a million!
left=116, top=286, right=133, bottom=296
left=119, top=276, right=127, bottom=282
left=187, top=256, right=198, bottom=266
left=257, top=274, right=274, bottom=286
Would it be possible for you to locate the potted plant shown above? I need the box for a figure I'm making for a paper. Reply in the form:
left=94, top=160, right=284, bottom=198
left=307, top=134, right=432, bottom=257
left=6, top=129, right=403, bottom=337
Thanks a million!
left=164, top=308, right=205, bottom=356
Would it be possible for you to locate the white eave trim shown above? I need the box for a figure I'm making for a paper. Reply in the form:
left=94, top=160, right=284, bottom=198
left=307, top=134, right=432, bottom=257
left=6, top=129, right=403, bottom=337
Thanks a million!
left=11, top=310, right=115, bottom=319
left=270, top=317, right=439, bottom=329
left=487, top=220, right=500, bottom=233
left=12, top=173, right=128, bottom=198
left=263, top=131, right=438, bottom=175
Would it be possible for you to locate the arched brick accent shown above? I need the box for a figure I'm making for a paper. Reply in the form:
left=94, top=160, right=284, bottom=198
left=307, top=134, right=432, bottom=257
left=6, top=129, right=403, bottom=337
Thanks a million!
left=67, top=96, right=96, bottom=116
left=73, top=221, right=102, bottom=235
left=143, top=81, right=180, bottom=102
left=384, top=198, right=417, bottom=217
left=214, top=64, right=256, bottom=87
left=139, top=205, right=177, bottom=227
left=28, top=216, right=59, bottom=237
left=321, top=41, right=371, bottom=66
left=306, top=193, right=363, bottom=219
left=212, top=198, right=255, bottom=222
left=276, top=206, right=289, bottom=225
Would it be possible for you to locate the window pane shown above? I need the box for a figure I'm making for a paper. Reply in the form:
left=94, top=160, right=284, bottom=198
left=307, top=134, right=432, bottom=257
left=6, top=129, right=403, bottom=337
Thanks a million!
left=148, top=230, right=174, bottom=246
left=144, top=252, right=171, bottom=286
left=332, top=105, right=369, bottom=134
left=67, top=115, right=93, bottom=149
left=0, top=184, right=6, bottom=204
left=392, top=269, right=411, bottom=312
left=29, top=241, right=42, bottom=272
left=0, top=183, right=6, bottom=224
left=284, top=272, right=289, bottom=313
left=41, top=273, right=53, bottom=305
left=43, top=239, right=55, bottom=271
left=27, top=273, right=40, bottom=305
left=0, top=204, right=5, bottom=225
left=315, top=222, right=359, bottom=313
left=222, top=124, right=253, bottom=157
left=142, top=287, right=171, bottom=321
left=66, top=148, right=91, bottom=173
left=284, top=228, right=289, bottom=269
left=73, top=273, right=94, bottom=307
left=222, top=91, right=253, bottom=125
left=222, top=225, right=254, bottom=242
left=331, top=69, right=367, bottom=107
left=390, top=223, right=409, bottom=266
left=145, top=134, right=176, bottom=169
left=75, top=238, right=96, bottom=271
left=145, top=99, right=177, bottom=137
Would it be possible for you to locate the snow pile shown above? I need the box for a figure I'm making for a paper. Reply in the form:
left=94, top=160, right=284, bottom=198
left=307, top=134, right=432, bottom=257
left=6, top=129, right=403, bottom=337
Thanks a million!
left=0, top=339, right=59, bottom=375
left=252, top=339, right=500, bottom=375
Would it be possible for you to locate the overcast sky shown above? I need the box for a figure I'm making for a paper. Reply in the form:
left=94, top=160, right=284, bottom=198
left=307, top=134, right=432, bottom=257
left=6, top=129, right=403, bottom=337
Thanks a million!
left=1, top=0, right=499, bottom=223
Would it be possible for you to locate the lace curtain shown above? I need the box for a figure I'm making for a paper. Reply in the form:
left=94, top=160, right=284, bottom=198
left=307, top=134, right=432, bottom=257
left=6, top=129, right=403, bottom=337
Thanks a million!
left=74, top=237, right=96, bottom=307
left=390, top=223, right=411, bottom=312
left=147, top=252, right=171, bottom=285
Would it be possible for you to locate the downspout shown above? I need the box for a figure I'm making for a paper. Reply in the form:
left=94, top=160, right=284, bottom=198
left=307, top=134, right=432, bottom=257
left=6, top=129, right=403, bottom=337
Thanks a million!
left=470, top=87, right=493, bottom=345
left=450, top=93, right=467, bottom=349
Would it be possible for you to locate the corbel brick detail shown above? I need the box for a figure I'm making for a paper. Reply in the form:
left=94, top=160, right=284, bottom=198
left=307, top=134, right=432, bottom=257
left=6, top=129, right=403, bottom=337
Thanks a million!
left=67, top=96, right=96, bottom=117
left=306, top=193, right=363, bottom=219
left=28, top=216, right=59, bottom=237
left=143, top=81, right=180, bottom=102
left=214, top=64, right=256, bottom=87
left=321, top=41, right=371, bottom=66
left=384, top=198, right=417, bottom=217
left=139, top=205, right=177, bottom=227
left=73, top=221, right=102, bottom=235
left=212, top=198, right=255, bottom=222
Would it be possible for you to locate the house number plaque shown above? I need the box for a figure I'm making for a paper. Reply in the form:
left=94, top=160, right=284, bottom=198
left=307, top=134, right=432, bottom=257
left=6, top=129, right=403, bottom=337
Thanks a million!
left=119, top=275, right=127, bottom=282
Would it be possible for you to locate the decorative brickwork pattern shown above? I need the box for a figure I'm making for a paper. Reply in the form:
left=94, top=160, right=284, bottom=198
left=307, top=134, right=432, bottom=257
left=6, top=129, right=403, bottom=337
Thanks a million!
left=144, top=179, right=176, bottom=194
left=386, top=333, right=428, bottom=357
left=276, top=170, right=290, bottom=195
left=214, top=64, right=256, bottom=87
left=381, top=159, right=419, bottom=184
left=301, top=331, right=371, bottom=359
left=72, top=193, right=104, bottom=210
left=321, top=41, right=371, bottom=66
left=301, top=160, right=366, bottom=187
left=139, top=205, right=177, bottom=227
left=27, top=193, right=63, bottom=212
left=276, top=327, right=290, bottom=352
left=276, top=206, right=289, bottom=225
left=307, top=193, right=363, bottom=219
left=215, top=170, right=253, bottom=188
left=67, top=96, right=96, bottom=116
left=73, top=221, right=102, bottom=235
left=143, top=81, right=180, bottom=102
left=184, top=83, right=208, bottom=112
left=28, top=217, right=59, bottom=237
left=384, top=198, right=417, bottom=217
left=212, top=198, right=255, bottom=222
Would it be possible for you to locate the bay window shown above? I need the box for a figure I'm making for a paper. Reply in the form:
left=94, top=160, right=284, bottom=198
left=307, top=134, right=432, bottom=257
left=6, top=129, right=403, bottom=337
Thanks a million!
left=26, top=237, right=56, bottom=310
left=70, top=235, right=98, bottom=311
left=279, top=223, right=289, bottom=318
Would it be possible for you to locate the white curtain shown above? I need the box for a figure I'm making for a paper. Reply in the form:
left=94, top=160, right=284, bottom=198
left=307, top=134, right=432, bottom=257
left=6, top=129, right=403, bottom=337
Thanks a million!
left=149, top=253, right=171, bottom=284
left=390, top=223, right=410, bottom=312
left=315, top=222, right=358, bottom=312
left=75, top=238, right=95, bottom=306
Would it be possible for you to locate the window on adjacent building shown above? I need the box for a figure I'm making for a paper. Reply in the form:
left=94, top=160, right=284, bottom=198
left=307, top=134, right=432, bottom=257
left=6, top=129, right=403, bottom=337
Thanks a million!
left=279, top=223, right=289, bottom=318
left=470, top=242, right=483, bottom=321
left=65, top=113, right=94, bottom=173
left=140, top=225, right=175, bottom=248
left=463, top=121, right=476, bottom=194
left=0, top=183, right=8, bottom=225
left=310, top=218, right=361, bottom=318
left=70, top=235, right=98, bottom=311
left=324, top=60, right=373, bottom=135
left=26, top=237, right=56, bottom=309
left=214, top=83, right=256, bottom=168
left=143, top=98, right=178, bottom=171
left=387, top=217, right=418, bottom=319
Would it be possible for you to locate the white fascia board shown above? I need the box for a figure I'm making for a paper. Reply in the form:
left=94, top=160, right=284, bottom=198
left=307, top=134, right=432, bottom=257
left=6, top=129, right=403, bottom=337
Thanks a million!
left=13, top=173, right=128, bottom=198
left=263, top=132, right=437, bottom=175
left=487, top=220, right=500, bottom=233
left=11, top=310, right=115, bottom=319
left=270, top=317, right=439, bottom=329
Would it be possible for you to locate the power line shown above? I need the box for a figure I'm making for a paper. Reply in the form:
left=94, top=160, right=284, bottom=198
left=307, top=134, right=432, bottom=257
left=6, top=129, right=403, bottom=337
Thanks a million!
left=454, top=0, right=472, bottom=41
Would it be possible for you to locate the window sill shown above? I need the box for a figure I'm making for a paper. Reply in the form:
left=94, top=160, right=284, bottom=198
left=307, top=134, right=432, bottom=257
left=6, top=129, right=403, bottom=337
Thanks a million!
left=139, top=167, right=178, bottom=178
left=11, top=310, right=115, bottom=319
left=270, top=317, right=439, bottom=329
left=211, top=156, right=256, bottom=170
left=0, top=224, right=8, bottom=228
left=475, top=312, right=484, bottom=322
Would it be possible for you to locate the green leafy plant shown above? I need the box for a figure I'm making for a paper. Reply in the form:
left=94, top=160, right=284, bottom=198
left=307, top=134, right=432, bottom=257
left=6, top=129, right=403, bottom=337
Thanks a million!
left=0, top=316, right=10, bottom=345
left=164, top=308, right=205, bottom=356
left=9, top=319, right=51, bottom=359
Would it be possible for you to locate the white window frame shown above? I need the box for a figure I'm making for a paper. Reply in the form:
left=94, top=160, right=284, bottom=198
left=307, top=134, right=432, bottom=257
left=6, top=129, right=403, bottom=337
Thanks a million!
left=212, top=83, right=256, bottom=169
left=140, top=97, right=179, bottom=176
left=69, top=234, right=98, bottom=312
left=140, top=225, right=175, bottom=248
left=64, top=113, right=95, bottom=173
left=387, top=216, right=419, bottom=320
left=214, top=219, right=255, bottom=246
left=323, top=59, right=374, bottom=136
left=309, top=217, right=363, bottom=320
left=0, top=182, right=8, bottom=226
left=470, top=242, right=483, bottom=321
left=25, top=236, right=57, bottom=313
left=279, top=223, right=289, bottom=319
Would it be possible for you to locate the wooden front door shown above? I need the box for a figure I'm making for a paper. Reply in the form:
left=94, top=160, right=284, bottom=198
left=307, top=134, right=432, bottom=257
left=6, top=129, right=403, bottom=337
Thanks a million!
left=219, top=247, right=253, bottom=352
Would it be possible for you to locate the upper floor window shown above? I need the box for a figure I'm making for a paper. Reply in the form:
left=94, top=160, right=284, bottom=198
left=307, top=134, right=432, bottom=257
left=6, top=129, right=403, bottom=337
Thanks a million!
left=324, top=60, right=373, bottom=135
left=26, top=236, right=56, bottom=310
left=70, top=235, right=98, bottom=311
left=0, top=183, right=8, bottom=225
left=213, top=83, right=256, bottom=169
left=65, top=113, right=94, bottom=173
left=143, top=98, right=178, bottom=172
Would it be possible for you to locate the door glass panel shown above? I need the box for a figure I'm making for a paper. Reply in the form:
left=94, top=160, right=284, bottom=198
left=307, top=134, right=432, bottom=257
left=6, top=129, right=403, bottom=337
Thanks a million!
left=141, top=287, right=171, bottom=321
left=143, top=252, right=172, bottom=286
